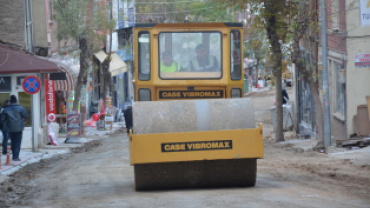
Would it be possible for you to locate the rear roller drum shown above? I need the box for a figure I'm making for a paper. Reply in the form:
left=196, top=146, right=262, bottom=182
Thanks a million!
left=134, top=159, right=257, bottom=190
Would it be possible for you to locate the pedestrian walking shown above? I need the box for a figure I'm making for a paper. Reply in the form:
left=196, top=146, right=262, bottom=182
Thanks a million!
left=124, top=105, right=133, bottom=134
left=0, top=95, right=28, bottom=161
left=282, top=87, right=289, bottom=104
left=1, top=99, right=10, bottom=155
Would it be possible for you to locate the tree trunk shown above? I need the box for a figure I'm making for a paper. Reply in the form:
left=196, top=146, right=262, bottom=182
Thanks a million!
left=99, top=26, right=114, bottom=128
left=72, top=37, right=89, bottom=132
left=265, top=1, right=284, bottom=142
left=307, top=77, right=324, bottom=148
left=274, top=69, right=284, bottom=142
left=73, top=37, right=88, bottom=112
left=253, top=59, right=260, bottom=87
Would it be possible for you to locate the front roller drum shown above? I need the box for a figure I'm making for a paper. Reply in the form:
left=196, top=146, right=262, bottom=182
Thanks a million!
left=134, top=158, right=256, bottom=190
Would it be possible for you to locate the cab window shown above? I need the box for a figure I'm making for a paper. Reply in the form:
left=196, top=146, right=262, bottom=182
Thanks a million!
left=138, top=31, right=150, bottom=81
left=230, top=30, right=242, bottom=80
left=158, top=32, right=222, bottom=79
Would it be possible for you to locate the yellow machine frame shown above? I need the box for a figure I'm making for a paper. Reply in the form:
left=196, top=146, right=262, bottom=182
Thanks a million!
left=131, top=23, right=264, bottom=166
left=130, top=123, right=263, bottom=164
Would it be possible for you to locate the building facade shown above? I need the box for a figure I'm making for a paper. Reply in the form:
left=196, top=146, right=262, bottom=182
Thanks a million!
left=0, top=0, right=76, bottom=149
left=344, top=0, right=370, bottom=138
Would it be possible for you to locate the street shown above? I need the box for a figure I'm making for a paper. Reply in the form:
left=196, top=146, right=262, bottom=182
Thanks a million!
left=2, top=89, right=370, bottom=208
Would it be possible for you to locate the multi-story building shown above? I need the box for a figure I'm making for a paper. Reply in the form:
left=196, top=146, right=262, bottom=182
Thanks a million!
left=0, top=0, right=66, bottom=149
left=342, top=0, right=370, bottom=139
left=293, top=0, right=370, bottom=143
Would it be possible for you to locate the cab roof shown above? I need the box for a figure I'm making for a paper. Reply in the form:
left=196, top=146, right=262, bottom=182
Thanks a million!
left=134, top=22, right=243, bottom=28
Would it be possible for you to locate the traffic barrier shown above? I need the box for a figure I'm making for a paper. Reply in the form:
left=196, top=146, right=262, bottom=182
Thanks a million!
left=5, top=146, right=11, bottom=166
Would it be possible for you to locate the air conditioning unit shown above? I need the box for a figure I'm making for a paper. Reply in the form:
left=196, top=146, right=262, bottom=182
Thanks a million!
left=35, top=47, right=49, bottom=57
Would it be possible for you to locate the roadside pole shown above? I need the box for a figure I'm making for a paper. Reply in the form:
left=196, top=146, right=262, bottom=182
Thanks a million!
left=31, top=94, right=34, bottom=152
left=22, top=76, right=41, bottom=153
left=321, top=0, right=332, bottom=146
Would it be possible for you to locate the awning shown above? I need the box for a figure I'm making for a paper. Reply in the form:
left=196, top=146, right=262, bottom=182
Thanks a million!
left=94, top=50, right=107, bottom=63
left=0, top=45, right=60, bottom=74
left=54, top=64, right=75, bottom=91
left=43, top=58, right=78, bottom=91
left=109, top=53, right=127, bottom=76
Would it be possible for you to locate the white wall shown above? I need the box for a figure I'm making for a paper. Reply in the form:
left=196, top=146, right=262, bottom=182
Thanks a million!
left=106, top=32, right=119, bottom=53
left=345, top=0, right=370, bottom=138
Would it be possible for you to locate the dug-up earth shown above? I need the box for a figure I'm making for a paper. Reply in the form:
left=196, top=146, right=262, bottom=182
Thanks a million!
left=1, top=88, right=370, bottom=208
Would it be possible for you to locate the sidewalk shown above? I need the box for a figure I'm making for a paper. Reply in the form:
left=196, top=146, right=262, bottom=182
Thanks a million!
left=245, top=86, right=274, bottom=97
left=0, top=122, right=125, bottom=179
left=268, top=132, right=370, bottom=166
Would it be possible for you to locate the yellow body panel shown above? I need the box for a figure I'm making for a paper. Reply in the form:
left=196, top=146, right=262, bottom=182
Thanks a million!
left=133, top=23, right=244, bottom=101
left=131, top=23, right=263, bottom=167
left=130, top=123, right=264, bottom=165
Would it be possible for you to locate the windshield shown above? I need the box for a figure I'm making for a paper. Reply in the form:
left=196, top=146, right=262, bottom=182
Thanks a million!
left=159, top=32, right=222, bottom=79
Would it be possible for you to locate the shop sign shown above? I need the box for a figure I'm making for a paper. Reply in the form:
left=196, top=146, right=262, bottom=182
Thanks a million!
left=66, top=114, right=81, bottom=138
left=45, top=79, right=57, bottom=122
left=360, top=0, right=370, bottom=26
left=355, top=53, right=370, bottom=68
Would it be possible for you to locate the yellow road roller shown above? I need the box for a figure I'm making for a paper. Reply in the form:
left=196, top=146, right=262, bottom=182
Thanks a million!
left=130, top=22, right=264, bottom=190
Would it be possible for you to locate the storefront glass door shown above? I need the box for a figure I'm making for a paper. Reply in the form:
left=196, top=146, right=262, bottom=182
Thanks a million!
left=18, top=92, right=32, bottom=127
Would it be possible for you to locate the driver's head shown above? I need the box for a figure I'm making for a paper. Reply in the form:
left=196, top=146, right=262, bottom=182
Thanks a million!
left=196, top=44, right=206, bottom=59
left=162, top=51, right=172, bottom=66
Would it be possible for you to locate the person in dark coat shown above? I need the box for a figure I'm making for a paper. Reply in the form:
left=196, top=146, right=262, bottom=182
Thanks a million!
left=1, top=99, right=10, bottom=155
left=0, top=95, right=28, bottom=161
left=282, top=87, right=289, bottom=104
left=124, top=106, right=133, bottom=134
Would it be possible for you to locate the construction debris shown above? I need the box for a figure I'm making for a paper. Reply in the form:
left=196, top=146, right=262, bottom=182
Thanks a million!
left=336, top=138, right=370, bottom=148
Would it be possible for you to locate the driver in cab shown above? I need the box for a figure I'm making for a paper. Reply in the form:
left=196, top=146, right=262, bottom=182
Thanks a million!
left=190, top=44, right=219, bottom=72
left=160, top=51, right=182, bottom=72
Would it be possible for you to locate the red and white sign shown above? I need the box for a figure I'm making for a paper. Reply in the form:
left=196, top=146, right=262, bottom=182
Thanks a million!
left=355, top=53, right=370, bottom=68
left=45, top=79, right=57, bottom=122
left=22, top=75, right=41, bottom=94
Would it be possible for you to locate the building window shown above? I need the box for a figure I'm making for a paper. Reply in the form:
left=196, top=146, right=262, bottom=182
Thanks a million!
left=336, top=63, right=345, bottom=115
left=128, top=7, right=134, bottom=27
left=331, top=0, right=339, bottom=29
left=48, top=0, right=54, bottom=23
left=106, top=0, right=112, bottom=21
left=92, top=0, right=100, bottom=28
left=0, top=76, right=12, bottom=92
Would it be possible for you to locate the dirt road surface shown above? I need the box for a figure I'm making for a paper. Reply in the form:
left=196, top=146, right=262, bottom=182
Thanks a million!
left=2, top=88, right=370, bottom=208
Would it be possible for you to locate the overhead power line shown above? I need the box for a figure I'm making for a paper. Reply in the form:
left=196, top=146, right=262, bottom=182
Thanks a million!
left=134, top=0, right=201, bottom=3
left=135, top=5, right=224, bottom=14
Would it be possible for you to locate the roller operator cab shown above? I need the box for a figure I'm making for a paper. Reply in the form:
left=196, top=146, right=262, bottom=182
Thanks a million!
left=130, top=22, right=264, bottom=190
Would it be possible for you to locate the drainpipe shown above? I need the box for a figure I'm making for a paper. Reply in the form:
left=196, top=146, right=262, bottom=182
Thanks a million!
left=343, top=55, right=347, bottom=140
left=320, top=0, right=332, bottom=147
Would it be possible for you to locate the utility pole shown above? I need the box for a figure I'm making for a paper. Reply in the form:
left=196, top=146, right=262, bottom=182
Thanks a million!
left=320, top=0, right=331, bottom=147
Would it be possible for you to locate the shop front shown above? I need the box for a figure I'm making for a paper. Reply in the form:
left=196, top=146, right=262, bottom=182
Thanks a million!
left=0, top=45, right=60, bottom=149
left=45, top=59, right=78, bottom=132
left=92, top=50, right=128, bottom=113
left=295, top=65, right=316, bottom=138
